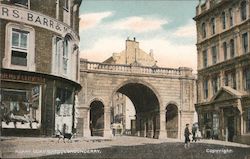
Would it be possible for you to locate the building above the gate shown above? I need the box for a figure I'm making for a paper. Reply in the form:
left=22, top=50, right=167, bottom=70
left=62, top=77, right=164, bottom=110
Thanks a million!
left=103, top=38, right=157, bottom=67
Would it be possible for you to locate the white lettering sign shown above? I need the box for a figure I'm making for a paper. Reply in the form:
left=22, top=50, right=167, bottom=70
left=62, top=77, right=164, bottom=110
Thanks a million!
left=0, top=4, right=79, bottom=40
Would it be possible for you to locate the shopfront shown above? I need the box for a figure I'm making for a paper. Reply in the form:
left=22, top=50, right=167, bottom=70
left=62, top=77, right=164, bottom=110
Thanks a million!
left=0, top=70, right=45, bottom=136
left=196, top=86, right=250, bottom=144
left=0, top=69, right=81, bottom=136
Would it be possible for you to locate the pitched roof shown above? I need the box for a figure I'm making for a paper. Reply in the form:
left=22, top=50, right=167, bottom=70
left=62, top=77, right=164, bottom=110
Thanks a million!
left=210, top=86, right=246, bottom=102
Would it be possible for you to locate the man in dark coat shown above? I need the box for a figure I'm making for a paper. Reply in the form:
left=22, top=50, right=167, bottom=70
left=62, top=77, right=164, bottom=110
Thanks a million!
left=184, top=123, right=191, bottom=148
left=192, top=124, right=197, bottom=142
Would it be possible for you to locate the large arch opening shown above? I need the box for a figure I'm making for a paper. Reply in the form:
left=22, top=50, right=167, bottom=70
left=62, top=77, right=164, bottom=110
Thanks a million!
left=166, top=104, right=178, bottom=138
left=90, top=101, right=104, bottom=136
left=111, top=82, right=160, bottom=138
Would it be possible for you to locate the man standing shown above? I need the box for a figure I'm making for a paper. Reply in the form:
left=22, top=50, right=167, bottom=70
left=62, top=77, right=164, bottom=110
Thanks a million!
left=192, top=124, right=197, bottom=142
left=184, top=124, right=191, bottom=148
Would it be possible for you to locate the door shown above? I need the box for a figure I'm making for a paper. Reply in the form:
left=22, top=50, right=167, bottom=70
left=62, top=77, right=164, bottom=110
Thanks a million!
left=227, top=116, right=234, bottom=142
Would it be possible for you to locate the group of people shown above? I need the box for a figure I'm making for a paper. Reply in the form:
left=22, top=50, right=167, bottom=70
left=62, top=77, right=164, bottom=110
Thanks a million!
left=184, top=123, right=199, bottom=149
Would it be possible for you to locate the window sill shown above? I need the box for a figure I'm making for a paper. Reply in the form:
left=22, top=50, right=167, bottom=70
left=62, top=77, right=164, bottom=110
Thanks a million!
left=14, top=3, right=29, bottom=9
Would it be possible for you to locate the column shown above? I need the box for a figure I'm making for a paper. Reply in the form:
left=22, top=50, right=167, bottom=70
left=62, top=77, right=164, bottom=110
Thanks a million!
left=220, top=70, right=225, bottom=87
left=235, top=65, right=243, bottom=91
left=75, top=107, right=91, bottom=137
left=178, top=110, right=181, bottom=139
left=158, top=110, right=167, bottom=139
left=235, top=31, right=242, bottom=57
left=220, top=108, right=225, bottom=140
left=82, top=108, right=91, bottom=137
left=208, top=78, right=213, bottom=99
left=198, top=80, right=204, bottom=103
left=103, top=107, right=113, bottom=138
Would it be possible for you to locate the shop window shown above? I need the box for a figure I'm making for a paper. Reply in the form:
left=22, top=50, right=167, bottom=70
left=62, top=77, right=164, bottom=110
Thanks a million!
left=229, top=8, right=233, bottom=27
left=221, top=11, right=226, bottom=30
left=212, top=46, right=217, bottom=64
left=204, top=112, right=212, bottom=123
left=223, top=42, right=227, bottom=60
left=11, top=29, right=29, bottom=66
left=203, top=79, right=208, bottom=99
left=242, top=32, right=248, bottom=54
left=230, top=39, right=235, bottom=58
left=203, top=50, right=207, bottom=67
left=212, top=113, right=219, bottom=139
left=55, top=88, right=73, bottom=116
left=211, top=17, right=216, bottom=35
left=241, top=0, right=247, bottom=21
left=201, top=22, right=206, bottom=38
left=1, top=85, right=41, bottom=129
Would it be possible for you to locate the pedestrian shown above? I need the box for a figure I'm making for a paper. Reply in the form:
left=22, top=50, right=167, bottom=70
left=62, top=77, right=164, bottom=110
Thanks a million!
left=184, top=123, right=191, bottom=149
left=192, top=124, right=197, bottom=142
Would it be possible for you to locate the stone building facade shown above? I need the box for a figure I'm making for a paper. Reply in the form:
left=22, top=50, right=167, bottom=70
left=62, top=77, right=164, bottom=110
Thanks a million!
left=0, top=0, right=82, bottom=136
left=194, top=0, right=250, bottom=144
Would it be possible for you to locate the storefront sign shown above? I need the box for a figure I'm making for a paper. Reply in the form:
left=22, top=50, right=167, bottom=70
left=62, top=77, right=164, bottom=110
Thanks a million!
left=0, top=4, right=79, bottom=40
left=0, top=72, right=45, bottom=83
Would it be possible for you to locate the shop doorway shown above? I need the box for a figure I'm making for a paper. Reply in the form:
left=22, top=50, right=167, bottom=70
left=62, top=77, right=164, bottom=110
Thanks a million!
left=227, top=116, right=234, bottom=142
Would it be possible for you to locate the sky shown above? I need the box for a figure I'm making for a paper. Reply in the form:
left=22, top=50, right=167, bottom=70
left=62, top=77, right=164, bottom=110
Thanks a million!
left=79, top=0, right=199, bottom=72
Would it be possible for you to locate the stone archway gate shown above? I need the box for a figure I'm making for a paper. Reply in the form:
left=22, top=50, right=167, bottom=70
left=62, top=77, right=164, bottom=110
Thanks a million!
left=76, top=59, right=196, bottom=139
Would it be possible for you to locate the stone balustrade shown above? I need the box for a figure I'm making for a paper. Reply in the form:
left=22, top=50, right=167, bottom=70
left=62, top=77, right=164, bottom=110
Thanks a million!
left=80, top=59, right=193, bottom=77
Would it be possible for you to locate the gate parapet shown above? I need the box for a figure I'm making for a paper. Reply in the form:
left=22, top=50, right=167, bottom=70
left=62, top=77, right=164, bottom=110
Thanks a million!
left=80, top=59, right=193, bottom=78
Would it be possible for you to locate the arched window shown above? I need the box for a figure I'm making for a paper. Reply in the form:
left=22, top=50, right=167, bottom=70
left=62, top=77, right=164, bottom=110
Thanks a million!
left=201, top=22, right=206, bottom=38
left=63, top=37, right=70, bottom=74
left=203, top=50, right=208, bottom=68
left=241, top=0, right=247, bottom=21
left=229, top=8, right=233, bottom=26
left=230, top=39, right=235, bottom=58
left=223, top=42, right=227, bottom=60
left=242, top=32, right=248, bottom=54
left=212, top=45, right=217, bottom=64
left=211, top=17, right=216, bottom=35
left=203, top=79, right=208, bottom=99
left=221, top=12, right=226, bottom=29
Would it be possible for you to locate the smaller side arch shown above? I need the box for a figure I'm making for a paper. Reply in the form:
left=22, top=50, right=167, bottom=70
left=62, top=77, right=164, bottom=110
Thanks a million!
left=165, top=103, right=179, bottom=138
left=89, top=99, right=105, bottom=137
left=165, top=101, right=179, bottom=110
left=88, top=97, right=105, bottom=108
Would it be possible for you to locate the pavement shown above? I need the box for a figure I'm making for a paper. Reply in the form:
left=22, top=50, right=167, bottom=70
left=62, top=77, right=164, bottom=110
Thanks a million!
left=0, top=136, right=249, bottom=159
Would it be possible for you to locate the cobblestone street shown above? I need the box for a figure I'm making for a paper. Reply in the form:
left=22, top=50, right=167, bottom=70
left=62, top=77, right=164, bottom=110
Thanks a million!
left=0, top=136, right=249, bottom=159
